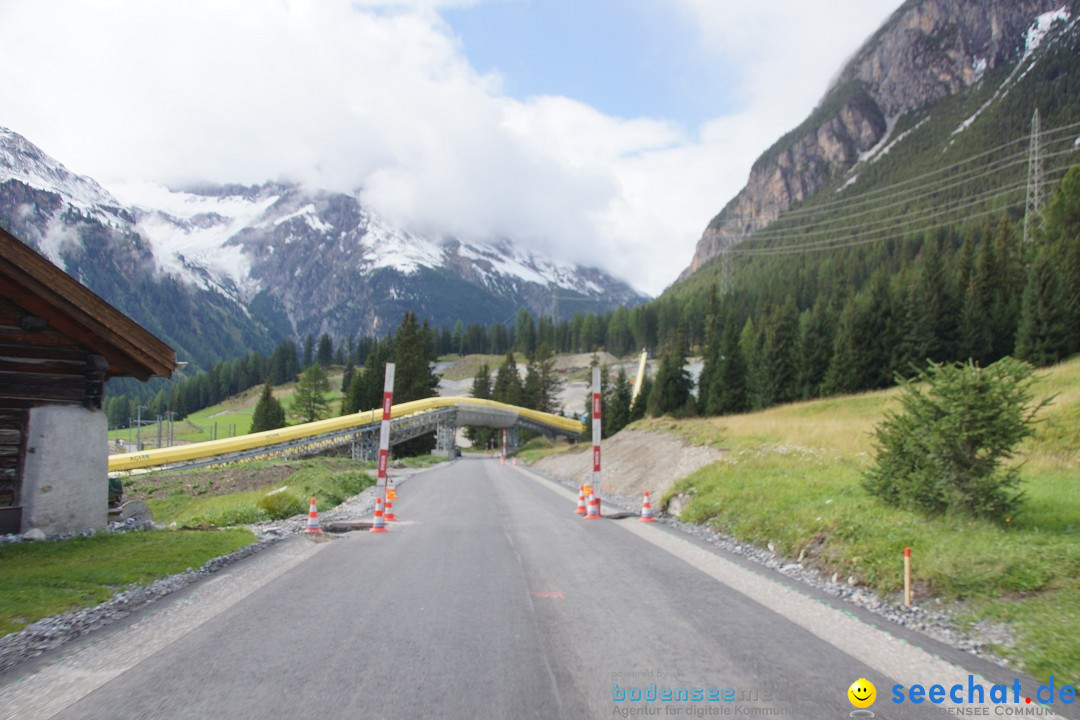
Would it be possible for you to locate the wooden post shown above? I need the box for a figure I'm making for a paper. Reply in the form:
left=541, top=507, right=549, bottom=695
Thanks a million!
left=904, top=547, right=912, bottom=607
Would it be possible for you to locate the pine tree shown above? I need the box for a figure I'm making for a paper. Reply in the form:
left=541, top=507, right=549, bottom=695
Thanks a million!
left=823, top=296, right=870, bottom=395
left=523, top=343, right=562, bottom=413
left=761, top=300, right=800, bottom=406
left=988, top=218, right=1024, bottom=360
left=605, top=366, right=633, bottom=436
left=316, top=333, right=334, bottom=368
left=251, top=381, right=286, bottom=432
left=394, top=311, right=439, bottom=403
left=340, top=361, right=355, bottom=395
left=740, top=318, right=767, bottom=409
left=493, top=351, right=523, bottom=406
left=647, top=333, right=693, bottom=417
left=302, top=334, right=314, bottom=369
left=795, top=303, right=832, bottom=399
left=391, top=312, right=439, bottom=455
left=1015, top=251, right=1069, bottom=367
left=514, top=309, right=537, bottom=356
left=291, top=364, right=331, bottom=423
left=712, top=316, right=749, bottom=415
left=1042, top=166, right=1080, bottom=353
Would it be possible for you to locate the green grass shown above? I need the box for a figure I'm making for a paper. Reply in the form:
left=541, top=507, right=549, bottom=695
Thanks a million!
left=140, top=458, right=376, bottom=527
left=653, top=355, right=1080, bottom=684
left=396, top=454, right=448, bottom=468
left=0, top=529, right=255, bottom=637
left=515, top=437, right=578, bottom=463
left=109, top=373, right=347, bottom=446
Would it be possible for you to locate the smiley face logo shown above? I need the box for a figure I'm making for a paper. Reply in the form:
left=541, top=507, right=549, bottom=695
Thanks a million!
left=847, top=678, right=876, bottom=709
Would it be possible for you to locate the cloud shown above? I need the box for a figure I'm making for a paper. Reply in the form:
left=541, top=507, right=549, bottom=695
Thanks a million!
left=0, top=0, right=900, bottom=296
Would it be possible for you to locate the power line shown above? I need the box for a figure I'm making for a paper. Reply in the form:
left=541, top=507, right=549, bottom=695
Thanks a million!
left=702, top=119, right=1080, bottom=233
left=734, top=161, right=1072, bottom=251
left=728, top=171, right=1068, bottom=258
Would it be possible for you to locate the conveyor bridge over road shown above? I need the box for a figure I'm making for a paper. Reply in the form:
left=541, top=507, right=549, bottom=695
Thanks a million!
left=108, top=397, right=584, bottom=474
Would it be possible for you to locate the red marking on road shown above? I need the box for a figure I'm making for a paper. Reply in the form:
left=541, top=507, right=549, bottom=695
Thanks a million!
left=531, top=591, right=565, bottom=599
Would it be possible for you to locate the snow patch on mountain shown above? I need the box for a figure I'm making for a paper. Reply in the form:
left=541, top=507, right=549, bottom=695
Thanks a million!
left=360, top=209, right=445, bottom=273
left=0, top=127, right=116, bottom=216
left=108, top=181, right=279, bottom=296
left=1025, top=7, right=1071, bottom=56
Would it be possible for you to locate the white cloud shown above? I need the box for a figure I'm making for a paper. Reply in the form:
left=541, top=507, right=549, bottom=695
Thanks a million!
left=0, top=0, right=901, bottom=296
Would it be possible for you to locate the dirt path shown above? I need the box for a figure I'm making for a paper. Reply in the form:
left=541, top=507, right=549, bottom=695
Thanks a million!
left=532, top=428, right=725, bottom=500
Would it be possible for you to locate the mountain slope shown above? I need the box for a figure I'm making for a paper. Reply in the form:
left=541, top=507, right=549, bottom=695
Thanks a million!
left=0, top=129, right=647, bottom=369
left=682, top=0, right=1076, bottom=278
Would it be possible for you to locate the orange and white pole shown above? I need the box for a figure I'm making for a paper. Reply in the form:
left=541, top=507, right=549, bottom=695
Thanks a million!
left=370, top=362, right=394, bottom=534
left=591, top=366, right=602, bottom=519
left=904, top=547, right=912, bottom=606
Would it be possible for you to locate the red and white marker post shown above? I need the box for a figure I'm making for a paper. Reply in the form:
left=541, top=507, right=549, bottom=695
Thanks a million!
left=591, top=366, right=602, bottom=519
left=370, top=362, right=395, bottom=534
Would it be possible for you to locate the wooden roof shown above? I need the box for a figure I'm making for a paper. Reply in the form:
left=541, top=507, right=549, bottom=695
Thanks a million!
left=0, top=225, right=176, bottom=381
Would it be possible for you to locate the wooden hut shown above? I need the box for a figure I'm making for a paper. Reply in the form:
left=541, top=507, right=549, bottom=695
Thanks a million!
left=0, top=226, right=175, bottom=535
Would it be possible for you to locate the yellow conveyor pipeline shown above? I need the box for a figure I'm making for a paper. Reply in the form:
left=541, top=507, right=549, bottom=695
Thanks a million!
left=108, top=396, right=584, bottom=473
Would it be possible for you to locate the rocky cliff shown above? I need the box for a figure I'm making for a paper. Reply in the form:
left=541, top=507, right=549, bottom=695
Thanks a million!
left=683, top=0, right=1068, bottom=277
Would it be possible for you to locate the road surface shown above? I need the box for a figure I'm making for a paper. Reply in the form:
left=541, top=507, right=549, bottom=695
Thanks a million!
left=0, top=457, right=1067, bottom=719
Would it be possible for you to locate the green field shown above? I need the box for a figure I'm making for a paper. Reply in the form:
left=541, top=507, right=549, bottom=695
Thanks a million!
left=640, top=356, right=1080, bottom=683
left=110, top=374, right=346, bottom=447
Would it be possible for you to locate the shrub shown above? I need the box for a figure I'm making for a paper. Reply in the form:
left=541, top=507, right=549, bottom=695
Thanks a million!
left=257, top=491, right=306, bottom=520
left=863, top=357, right=1050, bottom=520
left=309, top=471, right=369, bottom=507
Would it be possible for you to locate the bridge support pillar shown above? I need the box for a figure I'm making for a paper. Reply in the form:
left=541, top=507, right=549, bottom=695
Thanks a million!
left=431, top=414, right=457, bottom=458
left=506, top=426, right=520, bottom=452
left=353, top=429, right=379, bottom=462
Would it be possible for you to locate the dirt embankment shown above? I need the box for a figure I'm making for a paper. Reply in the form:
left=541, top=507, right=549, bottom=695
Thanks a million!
left=532, top=429, right=725, bottom=500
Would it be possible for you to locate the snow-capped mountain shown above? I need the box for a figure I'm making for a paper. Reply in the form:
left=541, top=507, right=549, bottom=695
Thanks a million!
left=0, top=127, right=647, bottom=367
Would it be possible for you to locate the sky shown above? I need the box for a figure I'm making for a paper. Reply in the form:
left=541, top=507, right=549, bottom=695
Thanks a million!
left=0, top=0, right=901, bottom=295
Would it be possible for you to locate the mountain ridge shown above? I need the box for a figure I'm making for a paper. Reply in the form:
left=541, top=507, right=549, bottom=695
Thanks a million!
left=682, top=0, right=1073, bottom=279
left=0, top=127, right=647, bottom=369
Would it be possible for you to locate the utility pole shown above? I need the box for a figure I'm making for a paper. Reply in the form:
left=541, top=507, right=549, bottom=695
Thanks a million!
left=1024, top=109, right=1044, bottom=244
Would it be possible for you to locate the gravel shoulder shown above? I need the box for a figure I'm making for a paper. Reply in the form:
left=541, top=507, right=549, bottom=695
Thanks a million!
left=532, top=427, right=725, bottom=498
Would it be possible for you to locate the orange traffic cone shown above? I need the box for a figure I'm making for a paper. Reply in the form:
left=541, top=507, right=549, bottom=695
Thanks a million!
left=384, top=486, right=397, bottom=522
left=639, top=491, right=656, bottom=523
left=305, top=497, right=323, bottom=534
left=370, top=496, right=388, bottom=533
left=575, top=486, right=587, bottom=515
left=584, top=492, right=601, bottom=520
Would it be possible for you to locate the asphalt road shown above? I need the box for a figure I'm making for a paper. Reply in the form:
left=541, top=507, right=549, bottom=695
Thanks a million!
left=0, top=457, right=1068, bottom=719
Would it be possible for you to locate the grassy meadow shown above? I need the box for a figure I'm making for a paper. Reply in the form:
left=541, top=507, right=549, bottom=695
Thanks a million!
left=639, top=356, right=1080, bottom=683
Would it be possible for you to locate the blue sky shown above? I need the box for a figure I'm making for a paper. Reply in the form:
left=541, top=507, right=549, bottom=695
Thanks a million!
left=0, top=0, right=902, bottom=294
left=443, top=0, right=737, bottom=129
